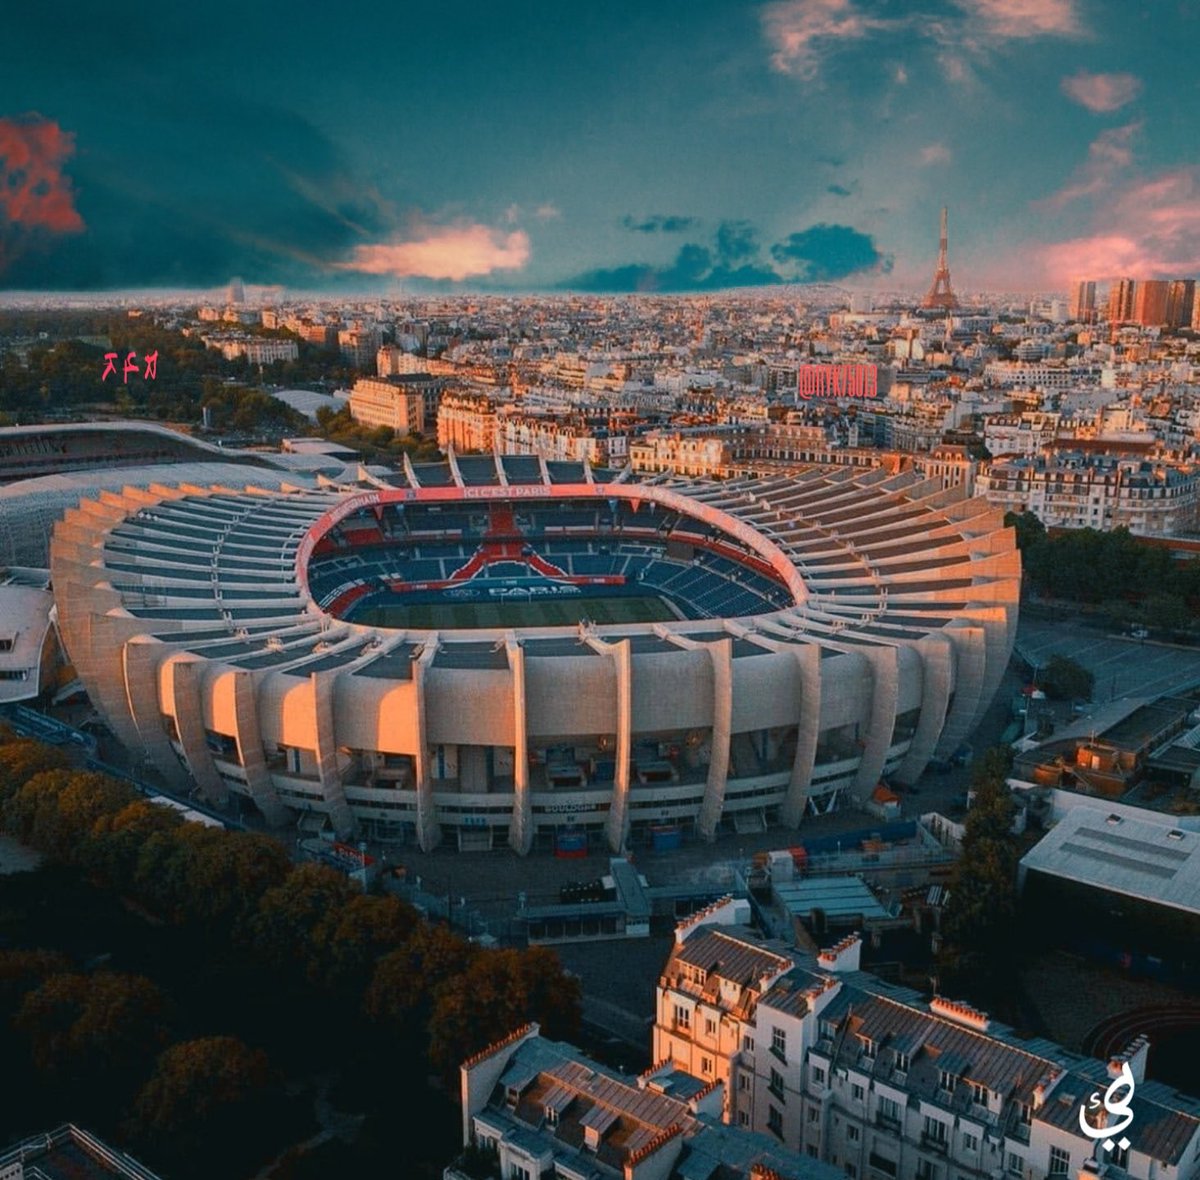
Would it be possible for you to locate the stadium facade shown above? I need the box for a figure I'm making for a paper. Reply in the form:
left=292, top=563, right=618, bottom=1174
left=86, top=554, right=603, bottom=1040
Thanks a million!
left=49, top=457, right=1019, bottom=854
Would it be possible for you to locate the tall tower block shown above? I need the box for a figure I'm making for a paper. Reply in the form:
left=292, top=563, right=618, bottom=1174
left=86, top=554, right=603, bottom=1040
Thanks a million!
left=921, top=206, right=959, bottom=311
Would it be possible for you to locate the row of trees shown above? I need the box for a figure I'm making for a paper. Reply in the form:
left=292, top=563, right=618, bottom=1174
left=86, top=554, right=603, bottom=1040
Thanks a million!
left=0, top=728, right=579, bottom=1177
left=1007, top=512, right=1200, bottom=632
left=315, top=404, right=443, bottom=462
left=939, top=748, right=1022, bottom=1006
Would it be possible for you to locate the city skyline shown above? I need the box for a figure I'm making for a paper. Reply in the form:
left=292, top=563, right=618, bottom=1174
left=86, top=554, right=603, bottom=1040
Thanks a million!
left=2, top=0, right=1199, bottom=294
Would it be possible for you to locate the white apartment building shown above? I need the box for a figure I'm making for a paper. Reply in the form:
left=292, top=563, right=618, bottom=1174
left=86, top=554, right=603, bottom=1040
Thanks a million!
left=205, top=336, right=299, bottom=364
left=347, top=376, right=426, bottom=433
left=977, top=453, right=1200, bottom=535
left=655, top=916, right=1200, bottom=1180
left=984, top=414, right=1061, bottom=459
left=983, top=363, right=1104, bottom=391
left=377, top=344, right=430, bottom=376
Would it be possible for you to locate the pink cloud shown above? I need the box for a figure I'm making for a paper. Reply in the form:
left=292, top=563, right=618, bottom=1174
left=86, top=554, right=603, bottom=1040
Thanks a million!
left=1061, top=70, right=1142, bottom=113
left=761, top=0, right=897, bottom=79
left=953, top=0, right=1082, bottom=38
left=339, top=223, right=530, bottom=281
left=1040, top=122, right=1140, bottom=208
left=0, top=113, right=84, bottom=274
left=1040, top=168, right=1200, bottom=282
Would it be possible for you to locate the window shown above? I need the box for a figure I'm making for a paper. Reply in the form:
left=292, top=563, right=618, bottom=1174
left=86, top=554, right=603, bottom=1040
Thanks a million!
left=848, top=1125, right=861, bottom=1142
left=970, top=1081, right=988, bottom=1106
left=847, top=1165, right=858, bottom=1179
left=0, top=638, right=13, bottom=652
left=894, top=1051, right=910, bottom=1074
left=739, top=1074, right=750, bottom=1091
left=1018, top=1103, right=1032, bottom=1126
left=961, top=1133, right=979, bottom=1152
left=808, top=1107, right=821, bottom=1124
left=852, top=1083, right=866, bottom=1102
left=868, top=1152, right=898, bottom=1177
left=1007, top=1152, right=1024, bottom=1176
left=1049, top=1147, right=1070, bottom=1175
left=1109, top=1143, right=1129, bottom=1170
left=0, top=669, right=26, bottom=681
left=508, top=1166, right=531, bottom=1180
left=939, top=1069, right=957, bottom=1092
left=769, top=1068, right=785, bottom=1100
left=701, top=1056, right=713, bottom=1076
left=820, top=1018, right=838, bottom=1040
left=705, top=1017, right=717, bottom=1037
left=812, top=1065, right=827, bottom=1086
left=743, top=1034, right=754, bottom=1052
left=917, top=1162, right=939, bottom=1180
left=807, top=1145, right=819, bottom=1159
left=878, top=1097, right=900, bottom=1125
left=923, top=1116, right=947, bottom=1143
left=673, top=1004, right=690, bottom=1029
left=771, top=1027, right=787, bottom=1062
left=767, top=1105, right=783, bottom=1138
left=861, top=1037, right=877, bottom=1061
left=544, top=1106, right=558, bottom=1127
left=738, top=1110, right=749, bottom=1126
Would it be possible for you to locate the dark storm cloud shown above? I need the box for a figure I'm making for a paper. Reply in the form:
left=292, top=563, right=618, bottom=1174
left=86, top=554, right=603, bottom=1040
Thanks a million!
left=620, top=214, right=698, bottom=233
left=715, top=219, right=758, bottom=263
left=561, top=220, right=887, bottom=292
left=770, top=224, right=890, bottom=281
left=0, top=91, right=400, bottom=289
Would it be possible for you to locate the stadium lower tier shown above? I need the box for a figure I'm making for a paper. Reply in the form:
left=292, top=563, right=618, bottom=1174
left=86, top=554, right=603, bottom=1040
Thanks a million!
left=49, top=469, right=1020, bottom=854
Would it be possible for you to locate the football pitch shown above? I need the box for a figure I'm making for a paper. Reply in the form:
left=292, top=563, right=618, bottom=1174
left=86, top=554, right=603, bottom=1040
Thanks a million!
left=352, top=593, right=678, bottom=630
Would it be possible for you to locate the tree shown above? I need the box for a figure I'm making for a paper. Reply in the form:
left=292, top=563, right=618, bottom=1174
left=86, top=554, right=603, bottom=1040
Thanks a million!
left=1004, top=510, right=1045, bottom=554
left=364, top=922, right=478, bottom=1033
left=941, top=748, right=1020, bottom=978
left=427, top=946, right=582, bottom=1078
left=125, top=1036, right=281, bottom=1178
left=0, top=740, right=69, bottom=805
left=247, top=862, right=357, bottom=976
left=308, top=893, right=421, bottom=995
left=15, top=971, right=169, bottom=1091
left=1039, top=653, right=1094, bottom=701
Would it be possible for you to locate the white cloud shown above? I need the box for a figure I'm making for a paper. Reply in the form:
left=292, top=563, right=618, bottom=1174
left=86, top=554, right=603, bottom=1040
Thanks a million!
left=920, top=143, right=952, bottom=165
left=1061, top=70, right=1142, bottom=113
left=338, top=223, right=531, bottom=281
left=534, top=203, right=561, bottom=221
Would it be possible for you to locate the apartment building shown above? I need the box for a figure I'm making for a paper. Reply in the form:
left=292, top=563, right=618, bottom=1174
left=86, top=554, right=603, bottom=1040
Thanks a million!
left=654, top=915, right=1200, bottom=1180
left=450, top=1021, right=845, bottom=1180
left=437, top=391, right=499, bottom=453
left=976, top=453, right=1200, bottom=535
left=347, top=376, right=427, bottom=433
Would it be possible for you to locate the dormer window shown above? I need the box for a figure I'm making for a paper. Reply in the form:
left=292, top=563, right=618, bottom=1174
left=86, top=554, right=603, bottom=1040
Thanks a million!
left=940, top=1069, right=957, bottom=1091
left=862, top=1037, right=876, bottom=1060
left=970, top=1081, right=989, bottom=1106
left=545, top=1106, right=559, bottom=1127
left=895, top=1051, right=910, bottom=1073
left=820, top=1019, right=837, bottom=1041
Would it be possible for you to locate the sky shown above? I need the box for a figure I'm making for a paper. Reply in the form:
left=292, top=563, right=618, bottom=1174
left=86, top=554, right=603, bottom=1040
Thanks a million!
left=1, top=0, right=1197, bottom=294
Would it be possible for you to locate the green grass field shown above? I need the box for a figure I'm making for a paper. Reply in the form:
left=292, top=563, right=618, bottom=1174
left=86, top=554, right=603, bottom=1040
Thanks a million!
left=352, top=593, right=678, bottom=630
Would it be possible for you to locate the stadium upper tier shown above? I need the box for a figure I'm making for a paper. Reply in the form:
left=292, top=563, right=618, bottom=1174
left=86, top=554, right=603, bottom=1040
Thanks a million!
left=51, top=458, right=1019, bottom=855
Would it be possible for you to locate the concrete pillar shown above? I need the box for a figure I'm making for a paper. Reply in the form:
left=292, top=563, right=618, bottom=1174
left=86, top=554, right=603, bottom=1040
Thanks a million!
left=412, top=637, right=442, bottom=852
left=935, top=626, right=987, bottom=758
left=782, top=644, right=822, bottom=827
left=507, top=637, right=532, bottom=856
left=894, top=636, right=953, bottom=784
left=854, top=646, right=899, bottom=800
left=122, top=639, right=192, bottom=792
left=234, top=671, right=292, bottom=827
left=170, top=659, right=226, bottom=805
left=604, top=639, right=633, bottom=854
left=696, top=638, right=733, bottom=842
left=311, top=670, right=356, bottom=836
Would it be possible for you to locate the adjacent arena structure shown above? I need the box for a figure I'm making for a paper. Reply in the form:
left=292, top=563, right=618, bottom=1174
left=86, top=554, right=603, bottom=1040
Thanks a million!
left=50, top=457, right=1019, bottom=854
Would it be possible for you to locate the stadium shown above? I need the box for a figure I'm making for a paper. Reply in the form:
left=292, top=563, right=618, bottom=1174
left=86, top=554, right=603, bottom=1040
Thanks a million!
left=49, top=455, right=1019, bottom=854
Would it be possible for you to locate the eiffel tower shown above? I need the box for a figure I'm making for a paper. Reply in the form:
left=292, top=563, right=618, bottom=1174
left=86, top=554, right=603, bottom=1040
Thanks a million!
left=921, top=205, right=959, bottom=310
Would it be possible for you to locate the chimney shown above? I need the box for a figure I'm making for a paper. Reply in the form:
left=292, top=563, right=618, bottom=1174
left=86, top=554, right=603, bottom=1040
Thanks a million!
left=1032, top=1069, right=1064, bottom=1109
left=818, top=932, right=862, bottom=974
left=930, top=996, right=991, bottom=1032
left=1108, top=1035, right=1149, bottom=1086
